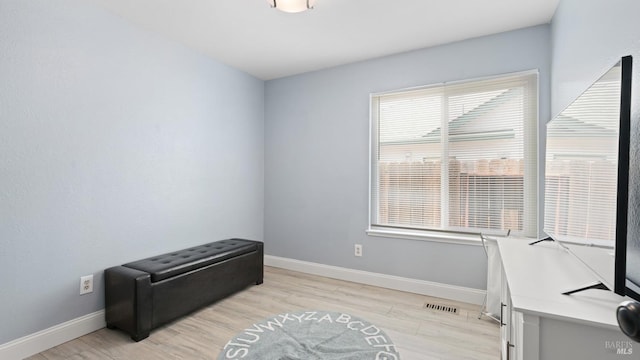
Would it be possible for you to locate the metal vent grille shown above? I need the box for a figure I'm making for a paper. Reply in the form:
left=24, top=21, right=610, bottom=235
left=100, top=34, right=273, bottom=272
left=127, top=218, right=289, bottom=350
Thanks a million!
left=423, top=303, right=458, bottom=314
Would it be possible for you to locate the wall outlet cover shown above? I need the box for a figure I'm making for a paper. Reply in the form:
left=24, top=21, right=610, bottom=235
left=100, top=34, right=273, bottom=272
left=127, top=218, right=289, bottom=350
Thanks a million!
left=80, top=274, right=93, bottom=295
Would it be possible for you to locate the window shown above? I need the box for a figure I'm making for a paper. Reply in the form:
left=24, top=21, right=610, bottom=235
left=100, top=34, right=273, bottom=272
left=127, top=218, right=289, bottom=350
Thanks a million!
left=369, top=72, right=538, bottom=240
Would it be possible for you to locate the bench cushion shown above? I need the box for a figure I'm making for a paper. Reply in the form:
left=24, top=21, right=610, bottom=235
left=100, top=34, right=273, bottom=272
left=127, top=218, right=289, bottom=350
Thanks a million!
left=122, top=239, right=258, bottom=282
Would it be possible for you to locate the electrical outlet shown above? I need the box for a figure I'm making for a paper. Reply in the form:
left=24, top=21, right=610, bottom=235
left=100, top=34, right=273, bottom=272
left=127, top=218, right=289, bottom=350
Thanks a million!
left=354, top=244, right=363, bottom=257
left=80, top=274, right=93, bottom=295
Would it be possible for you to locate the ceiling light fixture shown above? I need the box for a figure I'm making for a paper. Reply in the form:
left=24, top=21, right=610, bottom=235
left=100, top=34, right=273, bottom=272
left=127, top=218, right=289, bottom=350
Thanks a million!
left=268, top=0, right=316, bottom=13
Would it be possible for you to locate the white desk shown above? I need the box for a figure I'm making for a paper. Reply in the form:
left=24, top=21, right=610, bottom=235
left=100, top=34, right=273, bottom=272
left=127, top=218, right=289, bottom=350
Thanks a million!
left=496, top=237, right=634, bottom=360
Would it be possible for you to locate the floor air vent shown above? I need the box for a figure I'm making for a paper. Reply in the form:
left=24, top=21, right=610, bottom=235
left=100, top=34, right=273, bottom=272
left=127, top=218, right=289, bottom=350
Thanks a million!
left=423, top=303, right=458, bottom=314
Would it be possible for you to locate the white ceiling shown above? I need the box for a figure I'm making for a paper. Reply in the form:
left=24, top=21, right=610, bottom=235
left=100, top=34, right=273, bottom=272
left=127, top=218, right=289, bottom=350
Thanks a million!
left=87, top=0, right=560, bottom=80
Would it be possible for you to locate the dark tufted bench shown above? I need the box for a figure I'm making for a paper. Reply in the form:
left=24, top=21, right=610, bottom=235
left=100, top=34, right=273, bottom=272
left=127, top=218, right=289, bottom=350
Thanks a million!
left=104, top=239, right=263, bottom=341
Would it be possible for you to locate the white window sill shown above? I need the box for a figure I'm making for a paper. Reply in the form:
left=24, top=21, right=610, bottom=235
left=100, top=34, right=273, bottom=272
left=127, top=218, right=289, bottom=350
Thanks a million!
left=366, top=227, right=484, bottom=246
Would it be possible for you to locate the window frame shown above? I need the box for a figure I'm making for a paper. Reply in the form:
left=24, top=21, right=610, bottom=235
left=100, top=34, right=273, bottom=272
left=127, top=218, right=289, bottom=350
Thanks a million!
left=367, top=70, right=539, bottom=244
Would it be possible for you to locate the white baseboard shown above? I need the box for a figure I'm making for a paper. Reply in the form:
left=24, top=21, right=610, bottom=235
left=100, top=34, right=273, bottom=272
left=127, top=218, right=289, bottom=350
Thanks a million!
left=0, top=310, right=105, bottom=360
left=264, top=255, right=485, bottom=305
left=0, top=259, right=484, bottom=359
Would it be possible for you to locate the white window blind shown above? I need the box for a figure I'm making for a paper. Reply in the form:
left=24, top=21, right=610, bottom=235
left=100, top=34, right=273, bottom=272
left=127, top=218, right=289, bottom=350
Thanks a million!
left=370, top=72, right=538, bottom=238
left=544, top=65, right=622, bottom=247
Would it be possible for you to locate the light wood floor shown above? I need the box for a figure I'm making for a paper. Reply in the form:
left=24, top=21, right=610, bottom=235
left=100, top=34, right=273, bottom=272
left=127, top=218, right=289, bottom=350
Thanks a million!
left=28, top=266, right=499, bottom=360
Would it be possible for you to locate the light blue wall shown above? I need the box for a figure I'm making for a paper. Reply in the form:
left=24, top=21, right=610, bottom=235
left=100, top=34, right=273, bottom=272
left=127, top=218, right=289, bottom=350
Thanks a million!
left=551, top=0, right=640, bottom=296
left=0, top=0, right=264, bottom=344
left=264, top=25, right=551, bottom=290
left=551, top=0, right=640, bottom=117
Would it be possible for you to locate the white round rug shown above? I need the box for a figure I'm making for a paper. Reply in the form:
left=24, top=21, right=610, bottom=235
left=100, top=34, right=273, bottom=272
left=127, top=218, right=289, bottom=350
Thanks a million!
left=218, top=310, right=400, bottom=359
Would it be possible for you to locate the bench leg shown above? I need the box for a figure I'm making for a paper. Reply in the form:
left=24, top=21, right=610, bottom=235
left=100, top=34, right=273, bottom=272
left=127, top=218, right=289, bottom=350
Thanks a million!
left=131, top=333, right=150, bottom=342
left=256, top=242, right=264, bottom=285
